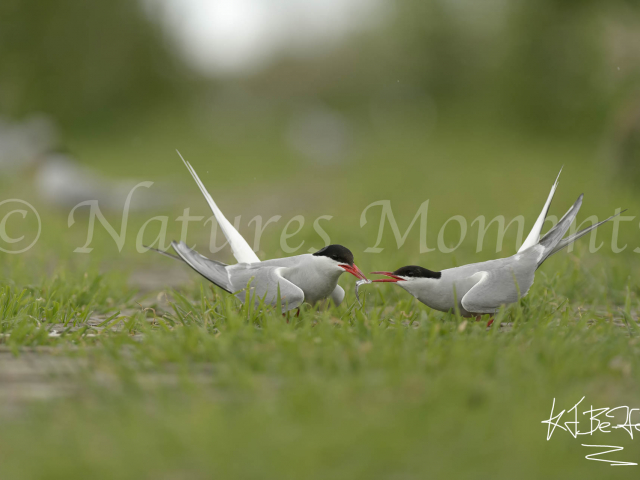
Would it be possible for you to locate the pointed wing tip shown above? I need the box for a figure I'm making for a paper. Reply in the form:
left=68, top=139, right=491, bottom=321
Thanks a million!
left=178, top=152, right=204, bottom=186
left=176, top=149, right=191, bottom=168
left=554, top=166, right=563, bottom=184
left=609, top=208, right=628, bottom=220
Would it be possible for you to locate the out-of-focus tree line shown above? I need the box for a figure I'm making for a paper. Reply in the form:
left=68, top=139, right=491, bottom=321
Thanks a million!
left=384, top=0, right=640, bottom=135
left=1, top=0, right=639, bottom=141
left=257, top=0, right=640, bottom=140
left=0, top=0, right=188, bottom=126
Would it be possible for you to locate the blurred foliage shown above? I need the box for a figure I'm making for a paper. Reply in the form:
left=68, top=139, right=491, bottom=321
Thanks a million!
left=0, top=0, right=188, bottom=126
left=370, top=0, right=640, bottom=135
left=0, top=0, right=639, bottom=174
left=2, top=0, right=639, bottom=138
left=502, top=0, right=608, bottom=133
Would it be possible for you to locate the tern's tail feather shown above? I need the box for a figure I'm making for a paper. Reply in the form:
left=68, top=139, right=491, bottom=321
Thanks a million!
left=170, top=241, right=233, bottom=293
left=536, top=194, right=583, bottom=264
left=544, top=210, right=626, bottom=260
left=177, top=150, right=260, bottom=264
left=518, top=167, right=563, bottom=253
left=145, top=245, right=181, bottom=261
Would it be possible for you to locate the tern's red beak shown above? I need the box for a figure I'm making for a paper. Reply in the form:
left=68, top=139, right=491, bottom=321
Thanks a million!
left=370, top=271, right=405, bottom=283
left=339, top=264, right=368, bottom=280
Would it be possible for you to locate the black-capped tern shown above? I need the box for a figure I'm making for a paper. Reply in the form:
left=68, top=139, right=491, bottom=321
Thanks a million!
left=152, top=153, right=367, bottom=312
left=371, top=170, right=624, bottom=320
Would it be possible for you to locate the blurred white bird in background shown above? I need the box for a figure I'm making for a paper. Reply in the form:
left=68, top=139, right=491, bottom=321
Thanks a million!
left=0, top=114, right=171, bottom=212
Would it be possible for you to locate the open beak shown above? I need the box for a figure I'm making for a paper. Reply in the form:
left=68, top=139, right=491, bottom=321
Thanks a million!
left=370, top=271, right=405, bottom=283
left=340, top=264, right=368, bottom=281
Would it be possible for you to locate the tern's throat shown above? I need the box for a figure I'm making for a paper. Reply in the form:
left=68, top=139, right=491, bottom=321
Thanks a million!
left=399, top=277, right=440, bottom=298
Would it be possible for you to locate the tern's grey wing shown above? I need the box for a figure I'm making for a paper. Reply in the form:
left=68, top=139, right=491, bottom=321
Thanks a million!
left=171, top=241, right=232, bottom=293
left=460, top=260, right=536, bottom=314
left=249, top=254, right=311, bottom=269
left=229, top=265, right=304, bottom=312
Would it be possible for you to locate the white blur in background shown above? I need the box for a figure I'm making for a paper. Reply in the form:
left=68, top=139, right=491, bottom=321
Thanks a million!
left=149, top=0, right=388, bottom=76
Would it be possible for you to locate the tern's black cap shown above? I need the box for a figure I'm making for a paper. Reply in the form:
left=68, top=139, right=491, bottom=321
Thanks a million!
left=313, top=244, right=354, bottom=266
left=393, top=265, right=441, bottom=279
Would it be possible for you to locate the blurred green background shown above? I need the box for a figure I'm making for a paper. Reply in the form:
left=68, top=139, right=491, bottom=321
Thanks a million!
left=1, top=0, right=639, bottom=270
left=1, top=1, right=640, bottom=479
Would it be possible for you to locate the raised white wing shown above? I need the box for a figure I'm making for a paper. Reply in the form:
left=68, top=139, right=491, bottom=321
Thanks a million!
left=518, top=167, right=562, bottom=253
left=177, top=150, right=260, bottom=264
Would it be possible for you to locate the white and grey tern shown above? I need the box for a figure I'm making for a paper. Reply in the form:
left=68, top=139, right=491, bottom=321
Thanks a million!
left=371, top=170, right=624, bottom=319
left=152, top=153, right=367, bottom=312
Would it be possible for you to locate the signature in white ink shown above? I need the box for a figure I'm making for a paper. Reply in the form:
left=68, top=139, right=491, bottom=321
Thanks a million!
left=542, top=397, right=640, bottom=466
left=582, top=445, right=638, bottom=466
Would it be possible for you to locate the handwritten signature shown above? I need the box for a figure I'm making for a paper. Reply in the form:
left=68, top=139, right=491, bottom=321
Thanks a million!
left=542, top=397, right=640, bottom=466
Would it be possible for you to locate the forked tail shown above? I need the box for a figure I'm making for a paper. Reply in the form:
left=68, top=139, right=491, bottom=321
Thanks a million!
left=518, top=168, right=563, bottom=252
left=536, top=194, right=625, bottom=265
left=536, top=193, right=583, bottom=263
left=518, top=169, right=625, bottom=266
left=539, top=208, right=625, bottom=263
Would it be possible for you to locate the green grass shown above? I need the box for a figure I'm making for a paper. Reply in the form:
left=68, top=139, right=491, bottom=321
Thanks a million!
left=0, top=106, right=638, bottom=479
left=0, top=268, right=639, bottom=479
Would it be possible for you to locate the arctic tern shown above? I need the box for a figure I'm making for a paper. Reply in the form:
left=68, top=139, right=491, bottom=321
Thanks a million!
left=152, top=153, right=367, bottom=312
left=371, top=170, right=624, bottom=319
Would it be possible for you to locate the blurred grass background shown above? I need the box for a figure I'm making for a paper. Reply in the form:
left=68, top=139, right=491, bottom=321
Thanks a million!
left=0, top=0, right=640, bottom=478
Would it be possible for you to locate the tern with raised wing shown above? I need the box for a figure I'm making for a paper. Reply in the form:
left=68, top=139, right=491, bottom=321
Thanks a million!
left=152, top=153, right=367, bottom=312
left=370, top=170, right=624, bottom=320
